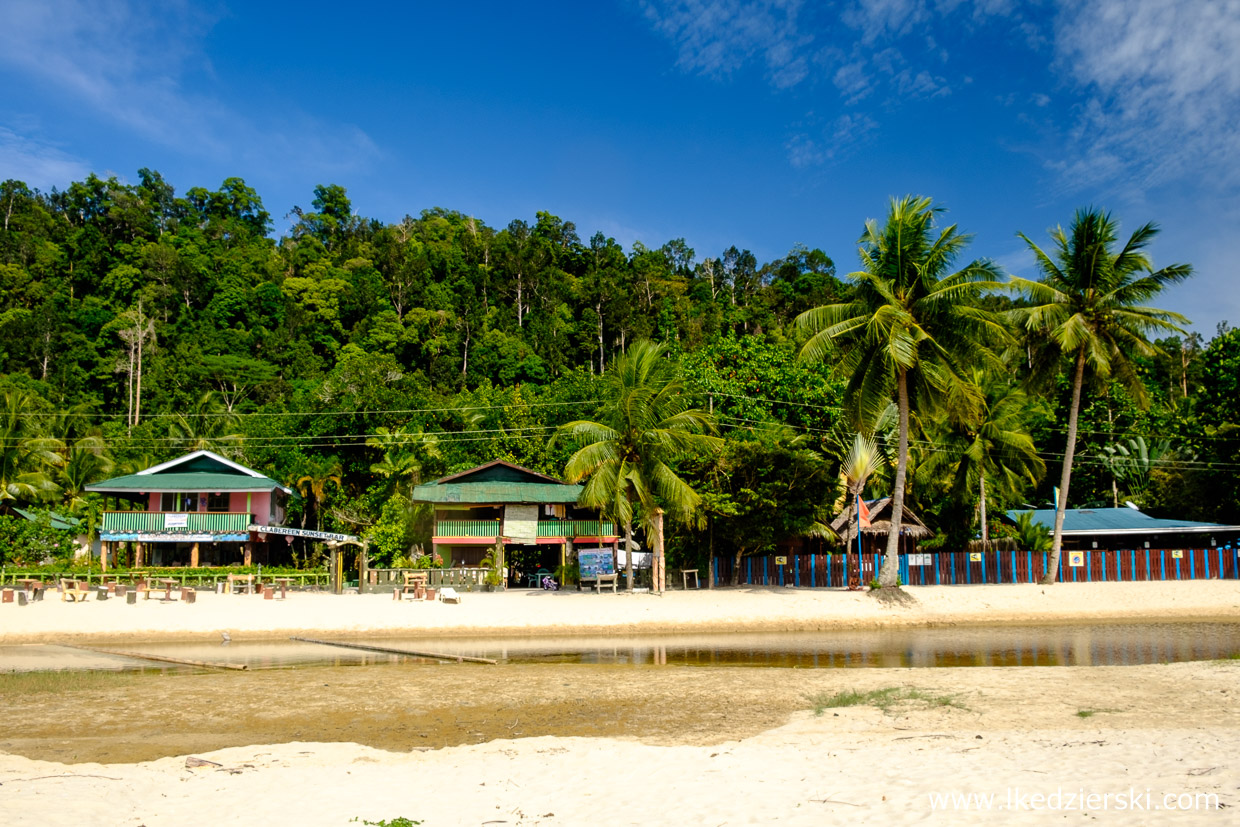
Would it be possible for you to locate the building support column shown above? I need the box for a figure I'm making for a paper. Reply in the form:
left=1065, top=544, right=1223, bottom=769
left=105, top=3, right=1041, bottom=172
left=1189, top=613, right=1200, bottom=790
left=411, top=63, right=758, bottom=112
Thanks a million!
left=134, top=542, right=144, bottom=568
left=358, top=540, right=369, bottom=594
left=190, top=542, right=200, bottom=568
left=101, top=541, right=109, bottom=573
left=243, top=541, right=253, bottom=567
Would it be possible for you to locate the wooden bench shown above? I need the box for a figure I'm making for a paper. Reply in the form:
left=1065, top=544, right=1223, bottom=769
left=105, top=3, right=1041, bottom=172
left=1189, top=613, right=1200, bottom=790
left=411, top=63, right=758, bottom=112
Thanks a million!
left=60, top=579, right=90, bottom=602
left=582, top=573, right=618, bottom=593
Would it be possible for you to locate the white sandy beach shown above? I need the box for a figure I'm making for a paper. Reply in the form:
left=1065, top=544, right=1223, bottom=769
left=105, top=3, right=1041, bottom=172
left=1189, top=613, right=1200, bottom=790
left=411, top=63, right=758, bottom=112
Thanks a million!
left=2, top=580, right=1238, bottom=644
left=2, top=581, right=1238, bottom=825
left=2, top=671, right=1237, bottom=825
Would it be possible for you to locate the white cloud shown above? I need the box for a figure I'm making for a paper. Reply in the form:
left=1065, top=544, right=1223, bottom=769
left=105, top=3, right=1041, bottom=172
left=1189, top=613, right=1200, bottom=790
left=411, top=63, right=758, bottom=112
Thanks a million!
left=786, top=112, right=878, bottom=167
left=1051, top=0, right=1240, bottom=192
left=0, top=127, right=91, bottom=189
left=640, top=0, right=812, bottom=87
left=0, top=0, right=380, bottom=176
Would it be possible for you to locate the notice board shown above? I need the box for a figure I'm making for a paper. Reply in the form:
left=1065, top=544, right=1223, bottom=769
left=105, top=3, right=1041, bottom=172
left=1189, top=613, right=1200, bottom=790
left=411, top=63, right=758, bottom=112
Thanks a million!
left=578, top=549, right=615, bottom=578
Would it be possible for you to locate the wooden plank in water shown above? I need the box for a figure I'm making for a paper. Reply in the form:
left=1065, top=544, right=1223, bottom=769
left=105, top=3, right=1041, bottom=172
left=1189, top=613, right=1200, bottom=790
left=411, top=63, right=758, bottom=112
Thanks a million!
left=62, top=644, right=248, bottom=671
left=289, top=636, right=496, bottom=664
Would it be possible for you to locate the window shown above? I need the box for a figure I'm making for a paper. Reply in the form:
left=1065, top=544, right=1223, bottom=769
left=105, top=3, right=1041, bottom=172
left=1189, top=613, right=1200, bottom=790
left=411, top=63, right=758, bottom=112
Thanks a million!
left=160, top=492, right=197, bottom=512
left=207, top=492, right=230, bottom=512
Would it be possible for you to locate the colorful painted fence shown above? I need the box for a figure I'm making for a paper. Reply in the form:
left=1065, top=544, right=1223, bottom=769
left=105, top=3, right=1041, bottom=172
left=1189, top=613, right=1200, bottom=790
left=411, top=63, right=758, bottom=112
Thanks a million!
left=714, top=547, right=1240, bottom=587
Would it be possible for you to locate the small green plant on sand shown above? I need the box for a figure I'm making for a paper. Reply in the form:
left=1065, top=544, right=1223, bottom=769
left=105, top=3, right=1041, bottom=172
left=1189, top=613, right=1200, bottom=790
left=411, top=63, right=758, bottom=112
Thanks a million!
left=351, top=818, right=422, bottom=826
left=809, top=686, right=968, bottom=715
left=1076, top=708, right=1121, bottom=718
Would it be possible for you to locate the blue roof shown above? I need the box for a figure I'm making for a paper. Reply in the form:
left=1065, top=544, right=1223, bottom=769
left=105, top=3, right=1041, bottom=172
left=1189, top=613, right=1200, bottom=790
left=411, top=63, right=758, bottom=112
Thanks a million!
left=1007, top=507, right=1239, bottom=535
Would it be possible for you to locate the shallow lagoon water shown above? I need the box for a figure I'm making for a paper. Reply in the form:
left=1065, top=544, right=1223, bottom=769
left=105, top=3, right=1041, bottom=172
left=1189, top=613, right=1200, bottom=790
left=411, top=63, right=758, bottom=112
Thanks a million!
left=4, top=620, right=1239, bottom=672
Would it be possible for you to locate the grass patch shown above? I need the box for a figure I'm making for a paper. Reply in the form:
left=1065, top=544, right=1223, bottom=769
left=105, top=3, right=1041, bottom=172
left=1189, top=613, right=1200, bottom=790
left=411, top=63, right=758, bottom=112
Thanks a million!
left=0, top=669, right=146, bottom=696
left=1076, top=707, right=1122, bottom=718
left=809, top=686, right=968, bottom=716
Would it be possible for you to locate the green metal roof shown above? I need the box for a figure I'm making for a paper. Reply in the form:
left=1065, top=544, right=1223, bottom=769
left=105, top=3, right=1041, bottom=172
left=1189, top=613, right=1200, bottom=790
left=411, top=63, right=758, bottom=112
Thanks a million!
left=412, top=481, right=583, bottom=505
left=14, top=508, right=80, bottom=531
left=87, top=471, right=286, bottom=494
left=86, top=450, right=292, bottom=495
left=1007, top=507, right=1240, bottom=535
left=413, top=460, right=582, bottom=504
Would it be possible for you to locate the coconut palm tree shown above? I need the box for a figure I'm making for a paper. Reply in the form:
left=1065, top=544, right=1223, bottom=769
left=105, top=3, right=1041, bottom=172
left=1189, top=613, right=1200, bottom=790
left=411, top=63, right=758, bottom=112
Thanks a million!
left=797, top=196, right=1007, bottom=586
left=296, top=457, right=343, bottom=534
left=57, top=435, right=115, bottom=515
left=555, top=340, right=722, bottom=593
left=837, top=433, right=886, bottom=589
left=166, top=391, right=242, bottom=455
left=928, top=370, right=1046, bottom=544
left=366, top=427, right=442, bottom=498
left=1011, top=209, right=1191, bottom=583
left=0, top=389, right=63, bottom=512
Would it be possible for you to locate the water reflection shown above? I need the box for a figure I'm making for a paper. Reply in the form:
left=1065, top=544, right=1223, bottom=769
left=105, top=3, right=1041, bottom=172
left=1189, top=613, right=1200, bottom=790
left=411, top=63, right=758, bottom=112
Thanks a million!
left=4, top=621, right=1237, bottom=673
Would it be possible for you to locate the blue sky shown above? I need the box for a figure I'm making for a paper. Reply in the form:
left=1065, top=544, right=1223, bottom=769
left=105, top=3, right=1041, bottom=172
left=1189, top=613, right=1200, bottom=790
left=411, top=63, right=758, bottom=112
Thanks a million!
left=1, top=0, right=1237, bottom=334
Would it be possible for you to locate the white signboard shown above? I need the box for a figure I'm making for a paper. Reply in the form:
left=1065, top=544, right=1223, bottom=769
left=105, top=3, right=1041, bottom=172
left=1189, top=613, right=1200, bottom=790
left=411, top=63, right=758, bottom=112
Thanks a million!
left=908, top=553, right=931, bottom=566
left=164, top=513, right=189, bottom=528
left=503, top=505, right=539, bottom=545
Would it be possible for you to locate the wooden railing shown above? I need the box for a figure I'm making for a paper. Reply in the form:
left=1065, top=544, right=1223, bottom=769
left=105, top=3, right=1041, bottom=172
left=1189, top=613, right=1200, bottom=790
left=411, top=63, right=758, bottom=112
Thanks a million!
left=101, top=512, right=253, bottom=533
left=435, top=519, right=618, bottom=539
left=0, top=569, right=329, bottom=589
left=364, top=567, right=489, bottom=593
left=435, top=520, right=502, bottom=538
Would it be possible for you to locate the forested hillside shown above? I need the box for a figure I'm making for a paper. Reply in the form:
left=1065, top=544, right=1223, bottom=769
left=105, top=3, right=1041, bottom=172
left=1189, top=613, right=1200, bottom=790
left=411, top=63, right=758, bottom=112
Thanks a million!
left=1, top=172, right=1237, bottom=568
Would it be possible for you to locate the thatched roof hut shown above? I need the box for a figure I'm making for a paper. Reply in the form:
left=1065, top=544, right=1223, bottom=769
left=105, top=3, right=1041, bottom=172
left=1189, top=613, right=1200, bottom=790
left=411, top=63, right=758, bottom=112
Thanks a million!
left=831, top=497, right=933, bottom=547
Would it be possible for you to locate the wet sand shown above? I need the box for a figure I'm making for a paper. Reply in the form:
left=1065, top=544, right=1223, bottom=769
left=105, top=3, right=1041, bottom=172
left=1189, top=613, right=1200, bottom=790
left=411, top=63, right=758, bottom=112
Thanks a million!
left=2, top=580, right=1238, bottom=645
left=1, top=660, right=1237, bottom=824
left=3, top=581, right=1239, bottom=824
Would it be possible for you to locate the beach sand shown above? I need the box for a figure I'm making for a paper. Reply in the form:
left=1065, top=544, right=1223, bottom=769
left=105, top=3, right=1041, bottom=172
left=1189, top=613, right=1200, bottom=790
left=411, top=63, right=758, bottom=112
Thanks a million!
left=2, top=581, right=1238, bottom=824
left=2, top=579, right=1238, bottom=645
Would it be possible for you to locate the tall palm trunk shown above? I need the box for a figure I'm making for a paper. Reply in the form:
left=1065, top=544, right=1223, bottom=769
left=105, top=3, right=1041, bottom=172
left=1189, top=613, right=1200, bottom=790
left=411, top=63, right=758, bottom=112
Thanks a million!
left=624, top=522, right=634, bottom=591
left=651, top=508, right=665, bottom=594
left=879, top=369, right=909, bottom=586
left=1042, top=349, right=1086, bottom=585
left=847, top=488, right=860, bottom=590
left=979, top=470, right=988, bottom=544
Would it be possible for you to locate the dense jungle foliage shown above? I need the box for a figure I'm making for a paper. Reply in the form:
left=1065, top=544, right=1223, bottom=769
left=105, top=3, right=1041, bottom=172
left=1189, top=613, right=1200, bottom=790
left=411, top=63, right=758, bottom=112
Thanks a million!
left=1, top=172, right=1237, bottom=569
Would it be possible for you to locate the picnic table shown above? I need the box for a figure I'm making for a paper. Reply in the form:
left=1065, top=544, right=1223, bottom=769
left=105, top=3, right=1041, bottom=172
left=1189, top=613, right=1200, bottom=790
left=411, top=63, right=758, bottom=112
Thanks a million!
left=396, top=571, right=429, bottom=600
left=226, top=574, right=255, bottom=595
left=271, top=578, right=292, bottom=599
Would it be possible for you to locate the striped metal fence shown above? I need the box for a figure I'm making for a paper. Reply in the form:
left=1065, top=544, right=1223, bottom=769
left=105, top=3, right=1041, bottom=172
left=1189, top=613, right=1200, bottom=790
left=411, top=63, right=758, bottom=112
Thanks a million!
left=715, top=547, right=1240, bottom=587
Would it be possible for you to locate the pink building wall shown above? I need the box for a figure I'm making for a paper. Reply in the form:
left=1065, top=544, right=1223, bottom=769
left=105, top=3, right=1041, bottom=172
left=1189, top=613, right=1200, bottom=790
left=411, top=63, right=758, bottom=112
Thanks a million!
left=141, top=489, right=278, bottom=525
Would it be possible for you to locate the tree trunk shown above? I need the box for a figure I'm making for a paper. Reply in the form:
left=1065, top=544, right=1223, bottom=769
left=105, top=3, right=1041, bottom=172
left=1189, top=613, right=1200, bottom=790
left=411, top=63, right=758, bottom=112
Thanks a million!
left=979, top=470, right=988, bottom=544
left=134, top=301, right=145, bottom=429
left=878, top=370, right=908, bottom=586
left=707, top=513, right=714, bottom=589
left=1042, top=348, right=1087, bottom=585
left=596, top=301, right=604, bottom=375
left=624, top=521, right=634, bottom=591
left=516, top=272, right=524, bottom=328
left=651, top=508, right=665, bottom=594
left=731, top=547, right=743, bottom=586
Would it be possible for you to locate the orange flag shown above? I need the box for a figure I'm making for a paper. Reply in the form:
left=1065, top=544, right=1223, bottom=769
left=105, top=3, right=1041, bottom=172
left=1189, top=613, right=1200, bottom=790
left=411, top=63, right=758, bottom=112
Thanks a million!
left=857, top=497, right=872, bottom=529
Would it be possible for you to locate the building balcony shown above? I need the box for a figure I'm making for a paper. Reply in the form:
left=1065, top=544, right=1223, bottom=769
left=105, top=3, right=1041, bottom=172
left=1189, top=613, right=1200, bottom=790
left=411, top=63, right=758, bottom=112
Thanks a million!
left=435, top=519, right=618, bottom=540
left=101, top=511, right=254, bottom=533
